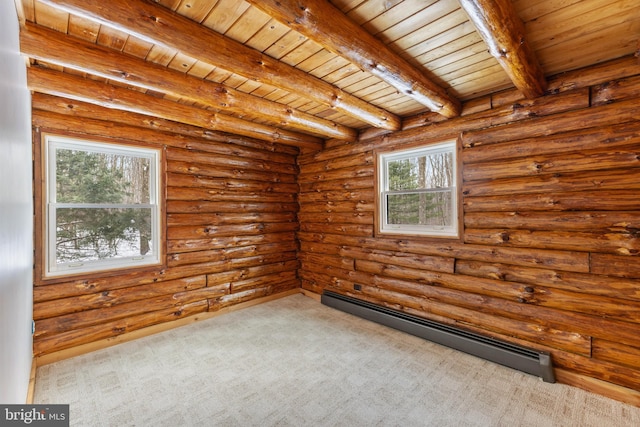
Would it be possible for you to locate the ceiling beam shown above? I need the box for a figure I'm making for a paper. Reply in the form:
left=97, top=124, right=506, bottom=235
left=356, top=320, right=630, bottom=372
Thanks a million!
left=20, top=23, right=356, bottom=141
left=27, top=66, right=323, bottom=149
left=38, top=0, right=402, bottom=131
left=31, top=93, right=302, bottom=154
left=459, top=0, right=547, bottom=99
left=246, top=0, right=461, bottom=119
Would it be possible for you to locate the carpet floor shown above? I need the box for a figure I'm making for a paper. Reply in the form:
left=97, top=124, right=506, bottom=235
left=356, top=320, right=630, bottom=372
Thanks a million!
left=35, top=293, right=640, bottom=426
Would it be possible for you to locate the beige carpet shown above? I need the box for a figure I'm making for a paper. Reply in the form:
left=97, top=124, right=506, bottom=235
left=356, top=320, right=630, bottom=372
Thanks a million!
left=35, top=293, right=640, bottom=426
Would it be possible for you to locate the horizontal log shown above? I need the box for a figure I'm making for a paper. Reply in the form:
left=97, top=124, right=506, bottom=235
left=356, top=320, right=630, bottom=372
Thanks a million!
left=299, top=241, right=347, bottom=257
left=463, top=148, right=640, bottom=182
left=554, top=350, right=640, bottom=393
left=463, top=120, right=640, bottom=164
left=461, top=98, right=640, bottom=148
left=300, top=261, right=353, bottom=284
left=522, top=286, right=640, bottom=324
left=341, top=247, right=455, bottom=274
left=228, top=271, right=298, bottom=294
left=354, top=259, right=529, bottom=303
left=464, top=211, right=640, bottom=232
left=380, top=87, right=590, bottom=150
left=34, top=276, right=206, bottom=320
left=167, top=172, right=298, bottom=194
left=210, top=281, right=300, bottom=311
left=462, top=168, right=640, bottom=197
left=177, top=253, right=299, bottom=277
left=592, top=75, right=640, bottom=106
left=34, top=300, right=209, bottom=356
left=590, top=253, right=640, bottom=279
left=168, top=232, right=296, bottom=254
left=298, top=189, right=375, bottom=204
left=207, top=260, right=300, bottom=287
left=166, top=186, right=297, bottom=203
left=298, top=199, right=374, bottom=214
left=168, top=161, right=296, bottom=184
left=167, top=212, right=296, bottom=227
left=546, top=55, right=640, bottom=95
left=166, top=146, right=298, bottom=175
left=328, top=281, right=590, bottom=355
left=297, top=165, right=374, bottom=183
left=464, top=228, right=640, bottom=256
left=340, top=270, right=640, bottom=348
left=34, top=263, right=222, bottom=299
left=297, top=211, right=372, bottom=225
left=592, top=338, right=640, bottom=369
left=297, top=232, right=590, bottom=273
left=167, top=200, right=298, bottom=214
left=299, top=177, right=373, bottom=193
left=298, top=140, right=378, bottom=165
left=28, top=66, right=323, bottom=148
left=298, top=222, right=370, bottom=236
left=31, top=108, right=301, bottom=167
left=168, top=242, right=299, bottom=267
left=297, top=152, right=373, bottom=176
left=168, top=222, right=299, bottom=240
left=554, top=369, right=640, bottom=408
left=464, top=190, right=640, bottom=212
left=460, top=96, right=493, bottom=116
left=298, top=252, right=355, bottom=271
left=299, top=269, right=338, bottom=290
left=38, top=251, right=298, bottom=298
left=455, top=260, right=640, bottom=302
left=165, top=133, right=299, bottom=158
left=36, top=287, right=224, bottom=338
left=301, top=278, right=325, bottom=295
left=32, top=94, right=300, bottom=156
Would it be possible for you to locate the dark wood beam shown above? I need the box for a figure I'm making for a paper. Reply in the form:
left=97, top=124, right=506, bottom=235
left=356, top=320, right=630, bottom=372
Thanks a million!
left=38, top=0, right=402, bottom=130
left=27, top=66, right=323, bottom=149
left=20, top=23, right=356, bottom=141
left=459, top=0, right=547, bottom=99
left=246, top=0, right=461, bottom=119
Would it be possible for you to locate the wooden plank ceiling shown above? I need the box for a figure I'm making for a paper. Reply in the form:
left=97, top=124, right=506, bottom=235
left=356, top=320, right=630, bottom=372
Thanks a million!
left=17, top=0, right=640, bottom=147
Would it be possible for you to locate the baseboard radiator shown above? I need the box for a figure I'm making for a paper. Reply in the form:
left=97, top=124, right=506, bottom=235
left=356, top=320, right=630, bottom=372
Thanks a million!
left=321, top=291, right=555, bottom=383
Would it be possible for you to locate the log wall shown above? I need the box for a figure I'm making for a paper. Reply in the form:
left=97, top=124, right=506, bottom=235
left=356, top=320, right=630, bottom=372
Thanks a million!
left=298, top=56, right=640, bottom=404
left=32, top=98, right=302, bottom=357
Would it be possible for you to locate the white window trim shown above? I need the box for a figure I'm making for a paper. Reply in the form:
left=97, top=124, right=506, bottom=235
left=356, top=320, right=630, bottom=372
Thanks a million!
left=44, top=135, right=162, bottom=277
left=378, top=140, right=459, bottom=238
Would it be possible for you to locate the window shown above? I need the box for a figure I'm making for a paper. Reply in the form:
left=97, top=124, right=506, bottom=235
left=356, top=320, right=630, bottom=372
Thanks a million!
left=44, top=135, right=161, bottom=277
left=378, top=140, right=459, bottom=238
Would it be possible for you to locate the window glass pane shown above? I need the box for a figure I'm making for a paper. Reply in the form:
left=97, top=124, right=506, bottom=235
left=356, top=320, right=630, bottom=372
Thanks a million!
left=420, top=151, right=454, bottom=189
left=386, top=191, right=453, bottom=226
left=55, top=207, right=153, bottom=264
left=387, top=151, right=454, bottom=191
left=55, top=148, right=151, bottom=204
left=388, top=158, right=420, bottom=190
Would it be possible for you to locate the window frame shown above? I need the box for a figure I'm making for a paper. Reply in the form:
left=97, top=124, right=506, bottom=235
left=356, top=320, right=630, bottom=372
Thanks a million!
left=42, top=133, right=164, bottom=279
left=375, top=138, right=462, bottom=239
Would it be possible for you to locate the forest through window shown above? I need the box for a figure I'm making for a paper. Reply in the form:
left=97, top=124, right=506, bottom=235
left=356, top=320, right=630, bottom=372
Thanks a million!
left=378, top=140, right=458, bottom=238
left=45, top=135, right=161, bottom=276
